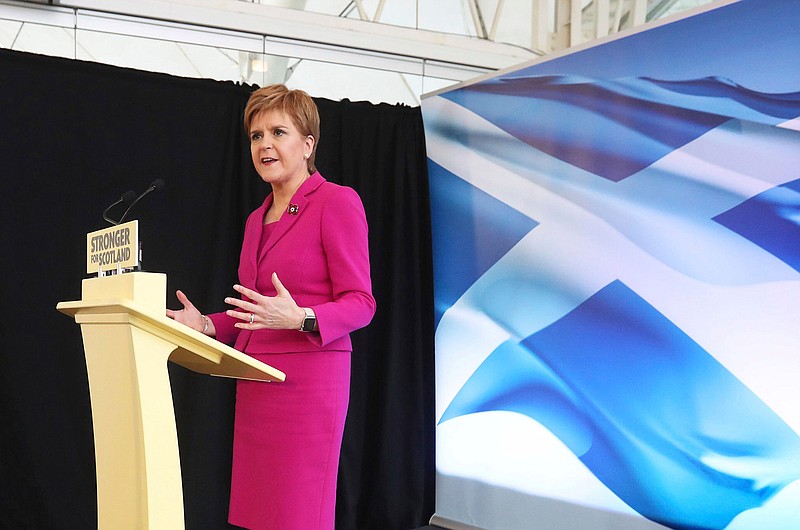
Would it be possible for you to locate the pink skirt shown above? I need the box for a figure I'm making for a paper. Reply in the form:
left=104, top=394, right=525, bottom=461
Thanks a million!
left=228, top=350, right=351, bottom=530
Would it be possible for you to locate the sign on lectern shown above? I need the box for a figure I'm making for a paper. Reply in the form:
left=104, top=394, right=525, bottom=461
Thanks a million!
left=86, top=220, right=139, bottom=274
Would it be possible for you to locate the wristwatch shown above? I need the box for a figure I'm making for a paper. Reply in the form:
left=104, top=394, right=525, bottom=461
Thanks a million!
left=300, top=307, right=316, bottom=332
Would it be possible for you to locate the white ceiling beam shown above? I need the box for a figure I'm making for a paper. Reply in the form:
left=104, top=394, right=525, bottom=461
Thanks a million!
left=373, top=0, right=387, bottom=23
left=488, top=0, right=506, bottom=41
left=54, top=0, right=539, bottom=70
left=595, top=0, right=610, bottom=38
left=352, top=0, right=368, bottom=22
left=531, top=0, right=550, bottom=54
left=569, top=0, right=581, bottom=46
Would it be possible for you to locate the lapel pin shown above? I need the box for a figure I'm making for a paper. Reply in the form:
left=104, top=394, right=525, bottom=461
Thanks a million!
left=287, top=203, right=299, bottom=215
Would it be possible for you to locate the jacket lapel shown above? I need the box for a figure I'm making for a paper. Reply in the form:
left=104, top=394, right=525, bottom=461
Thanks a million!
left=240, top=197, right=270, bottom=289
left=257, top=172, right=325, bottom=263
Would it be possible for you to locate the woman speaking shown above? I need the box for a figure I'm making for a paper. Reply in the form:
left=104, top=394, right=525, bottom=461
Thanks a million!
left=167, top=84, right=376, bottom=529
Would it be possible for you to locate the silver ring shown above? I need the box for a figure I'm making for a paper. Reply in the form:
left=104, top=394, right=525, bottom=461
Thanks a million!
left=249, top=313, right=255, bottom=324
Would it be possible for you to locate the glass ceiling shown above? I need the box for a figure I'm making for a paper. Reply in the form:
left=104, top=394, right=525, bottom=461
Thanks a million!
left=0, top=0, right=718, bottom=105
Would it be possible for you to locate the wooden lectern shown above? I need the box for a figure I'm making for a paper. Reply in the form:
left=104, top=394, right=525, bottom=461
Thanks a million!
left=57, top=272, right=284, bottom=529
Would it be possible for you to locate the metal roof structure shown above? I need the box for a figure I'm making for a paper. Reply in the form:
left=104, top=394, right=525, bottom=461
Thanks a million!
left=1, top=0, right=715, bottom=104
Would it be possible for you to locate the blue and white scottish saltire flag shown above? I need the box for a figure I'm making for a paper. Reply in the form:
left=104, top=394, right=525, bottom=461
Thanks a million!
left=424, top=1, right=800, bottom=529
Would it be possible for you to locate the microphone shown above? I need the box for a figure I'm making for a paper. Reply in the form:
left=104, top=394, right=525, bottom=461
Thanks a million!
left=118, top=179, right=166, bottom=224
left=103, top=190, right=137, bottom=225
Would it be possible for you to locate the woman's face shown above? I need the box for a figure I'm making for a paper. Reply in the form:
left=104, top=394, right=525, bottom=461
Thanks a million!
left=249, top=109, right=314, bottom=189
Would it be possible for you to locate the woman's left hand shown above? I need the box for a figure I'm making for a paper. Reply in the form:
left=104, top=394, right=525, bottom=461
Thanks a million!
left=226, top=272, right=305, bottom=330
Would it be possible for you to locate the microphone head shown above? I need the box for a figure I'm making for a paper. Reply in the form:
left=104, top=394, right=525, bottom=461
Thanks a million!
left=150, top=179, right=166, bottom=192
left=121, top=190, right=138, bottom=203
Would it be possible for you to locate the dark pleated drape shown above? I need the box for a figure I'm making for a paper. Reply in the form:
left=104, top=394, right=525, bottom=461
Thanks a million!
left=0, top=48, right=435, bottom=530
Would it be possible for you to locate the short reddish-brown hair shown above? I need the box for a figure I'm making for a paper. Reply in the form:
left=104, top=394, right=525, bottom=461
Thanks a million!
left=244, top=84, right=320, bottom=174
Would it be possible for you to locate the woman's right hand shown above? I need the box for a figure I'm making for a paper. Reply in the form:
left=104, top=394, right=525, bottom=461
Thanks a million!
left=166, top=289, right=205, bottom=333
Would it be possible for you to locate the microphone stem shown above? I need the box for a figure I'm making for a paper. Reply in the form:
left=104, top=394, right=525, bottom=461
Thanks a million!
left=102, top=198, right=124, bottom=225
left=118, top=188, right=153, bottom=224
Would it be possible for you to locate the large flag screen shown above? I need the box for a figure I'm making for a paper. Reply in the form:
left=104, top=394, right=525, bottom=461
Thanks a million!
left=422, top=1, right=800, bottom=529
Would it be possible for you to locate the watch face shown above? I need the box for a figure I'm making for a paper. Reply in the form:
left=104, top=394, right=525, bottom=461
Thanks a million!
left=302, top=311, right=316, bottom=332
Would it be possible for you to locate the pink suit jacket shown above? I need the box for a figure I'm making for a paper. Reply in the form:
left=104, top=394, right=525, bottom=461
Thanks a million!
left=209, top=171, right=376, bottom=353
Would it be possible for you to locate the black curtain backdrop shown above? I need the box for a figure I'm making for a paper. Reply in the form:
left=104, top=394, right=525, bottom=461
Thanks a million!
left=0, top=48, right=435, bottom=530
